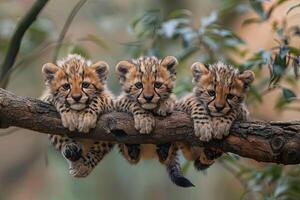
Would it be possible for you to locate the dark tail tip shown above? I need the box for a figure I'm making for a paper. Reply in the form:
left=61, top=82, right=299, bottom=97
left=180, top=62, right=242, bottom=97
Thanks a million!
left=167, top=161, right=195, bottom=188
left=173, top=176, right=195, bottom=188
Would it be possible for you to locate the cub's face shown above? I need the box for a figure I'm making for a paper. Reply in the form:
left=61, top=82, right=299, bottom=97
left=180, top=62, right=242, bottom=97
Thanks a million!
left=116, top=56, right=177, bottom=110
left=42, top=55, right=109, bottom=111
left=191, top=62, right=254, bottom=117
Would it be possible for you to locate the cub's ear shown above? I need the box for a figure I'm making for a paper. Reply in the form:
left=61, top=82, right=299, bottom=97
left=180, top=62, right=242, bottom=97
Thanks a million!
left=161, top=56, right=178, bottom=74
left=91, top=61, right=109, bottom=82
left=238, top=70, right=255, bottom=86
left=42, top=63, right=59, bottom=82
left=115, top=60, right=135, bottom=77
left=191, top=62, right=209, bottom=81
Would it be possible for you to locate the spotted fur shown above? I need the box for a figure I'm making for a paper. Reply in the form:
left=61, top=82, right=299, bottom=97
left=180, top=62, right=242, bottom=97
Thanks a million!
left=176, top=62, right=254, bottom=170
left=115, top=56, right=193, bottom=187
left=41, top=54, right=114, bottom=177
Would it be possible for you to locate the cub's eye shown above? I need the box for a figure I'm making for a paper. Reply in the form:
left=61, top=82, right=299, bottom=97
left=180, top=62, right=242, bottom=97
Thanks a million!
left=208, top=90, right=215, bottom=96
left=82, top=82, right=90, bottom=88
left=227, top=94, right=235, bottom=100
left=62, top=83, right=70, bottom=90
left=135, top=82, right=143, bottom=89
left=154, top=81, right=163, bottom=88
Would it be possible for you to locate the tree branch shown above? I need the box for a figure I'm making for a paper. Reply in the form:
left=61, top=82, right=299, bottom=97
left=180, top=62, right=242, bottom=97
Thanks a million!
left=0, top=88, right=300, bottom=165
left=0, top=0, right=49, bottom=88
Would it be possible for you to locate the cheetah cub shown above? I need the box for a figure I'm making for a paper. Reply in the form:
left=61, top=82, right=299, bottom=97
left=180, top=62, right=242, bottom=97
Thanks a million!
left=41, top=54, right=114, bottom=177
left=115, top=56, right=193, bottom=187
left=176, top=62, right=254, bottom=170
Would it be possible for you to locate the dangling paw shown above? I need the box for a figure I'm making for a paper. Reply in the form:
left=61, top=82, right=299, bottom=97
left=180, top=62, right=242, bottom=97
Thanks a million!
left=62, top=143, right=82, bottom=162
left=193, top=147, right=215, bottom=171
left=204, top=147, right=223, bottom=160
left=156, top=143, right=171, bottom=162
left=118, top=144, right=141, bottom=164
left=126, top=144, right=141, bottom=163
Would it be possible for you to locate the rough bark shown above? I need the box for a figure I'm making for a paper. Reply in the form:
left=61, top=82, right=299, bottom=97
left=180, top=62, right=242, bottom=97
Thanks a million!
left=0, top=88, right=300, bottom=165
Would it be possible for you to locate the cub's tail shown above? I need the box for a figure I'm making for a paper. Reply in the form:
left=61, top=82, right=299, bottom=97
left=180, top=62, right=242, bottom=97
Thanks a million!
left=166, top=159, right=194, bottom=188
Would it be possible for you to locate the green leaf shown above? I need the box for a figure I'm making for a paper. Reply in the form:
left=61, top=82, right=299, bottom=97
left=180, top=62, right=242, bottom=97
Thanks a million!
left=279, top=46, right=289, bottom=59
left=288, top=46, right=300, bottom=56
left=275, top=97, right=286, bottom=111
left=287, top=3, right=300, bottom=15
left=201, top=11, right=218, bottom=28
left=270, top=52, right=288, bottom=85
left=169, top=9, right=192, bottom=18
left=282, top=87, right=296, bottom=102
left=249, top=0, right=266, bottom=19
left=160, top=18, right=190, bottom=38
left=129, top=9, right=161, bottom=39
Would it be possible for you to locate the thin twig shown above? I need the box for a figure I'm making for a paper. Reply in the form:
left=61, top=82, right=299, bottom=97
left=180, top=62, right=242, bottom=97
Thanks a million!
left=52, top=0, right=88, bottom=62
left=0, top=41, right=62, bottom=88
left=0, top=0, right=49, bottom=88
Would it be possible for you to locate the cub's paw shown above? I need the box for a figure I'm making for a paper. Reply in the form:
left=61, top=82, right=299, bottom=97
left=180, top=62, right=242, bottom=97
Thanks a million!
left=126, top=144, right=141, bottom=162
left=194, top=122, right=213, bottom=142
left=78, top=112, right=97, bottom=133
left=69, top=160, right=92, bottom=178
left=156, top=102, right=173, bottom=116
left=134, top=114, right=155, bottom=134
left=194, top=148, right=215, bottom=171
left=62, top=143, right=82, bottom=162
left=213, top=119, right=231, bottom=139
left=156, top=143, right=171, bottom=162
left=61, top=111, right=78, bottom=131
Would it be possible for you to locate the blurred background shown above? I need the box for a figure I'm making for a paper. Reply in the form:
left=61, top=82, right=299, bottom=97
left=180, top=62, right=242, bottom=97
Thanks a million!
left=0, top=0, right=300, bottom=199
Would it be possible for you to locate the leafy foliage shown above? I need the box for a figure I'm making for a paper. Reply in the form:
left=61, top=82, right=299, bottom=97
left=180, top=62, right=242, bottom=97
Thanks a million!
left=122, top=1, right=300, bottom=199
left=127, top=8, right=246, bottom=64
left=224, top=158, right=300, bottom=200
left=1, top=0, right=300, bottom=199
left=126, top=0, right=300, bottom=109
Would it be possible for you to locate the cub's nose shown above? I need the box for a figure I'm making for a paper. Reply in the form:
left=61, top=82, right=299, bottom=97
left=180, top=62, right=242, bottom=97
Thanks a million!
left=72, top=94, right=82, bottom=102
left=144, top=95, right=154, bottom=103
left=214, top=104, right=225, bottom=112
